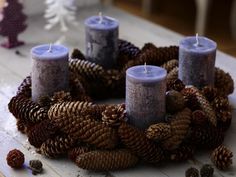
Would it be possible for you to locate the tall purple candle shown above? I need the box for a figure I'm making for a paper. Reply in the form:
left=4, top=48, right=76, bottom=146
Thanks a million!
left=31, top=44, right=69, bottom=102
left=178, top=35, right=217, bottom=88
left=84, top=13, right=119, bottom=69
left=126, top=65, right=167, bottom=130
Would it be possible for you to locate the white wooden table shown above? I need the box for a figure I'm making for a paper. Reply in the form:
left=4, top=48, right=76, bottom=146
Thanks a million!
left=0, top=5, right=236, bottom=177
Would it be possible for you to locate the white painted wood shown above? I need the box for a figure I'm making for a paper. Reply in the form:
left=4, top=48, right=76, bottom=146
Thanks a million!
left=0, top=5, right=236, bottom=177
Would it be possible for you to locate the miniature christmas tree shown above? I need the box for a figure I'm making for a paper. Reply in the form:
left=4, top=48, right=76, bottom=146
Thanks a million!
left=0, top=0, right=27, bottom=48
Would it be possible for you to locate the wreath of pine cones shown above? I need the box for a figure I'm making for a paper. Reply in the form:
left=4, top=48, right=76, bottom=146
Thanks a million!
left=8, top=39, right=234, bottom=171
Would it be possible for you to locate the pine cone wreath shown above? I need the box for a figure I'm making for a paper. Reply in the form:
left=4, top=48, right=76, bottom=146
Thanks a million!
left=161, top=59, right=178, bottom=73
left=192, top=110, right=208, bottom=126
left=8, top=95, right=48, bottom=124
left=211, top=145, right=233, bottom=170
left=118, top=123, right=164, bottom=163
left=166, top=90, right=185, bottom=113
left=68, top=146, right=91, bottom=162
left=102, top=104, right=126, bottom=126
left=201, top=86, right=218, bottom=102
left=29, top=160, right=43, bottom=175
left=215, top=67, right=234, bottom=96
left=40, top=135, right=76, bottom=158
left=17, top=75, right=31, bottom=98
left=76, top=149, right=139, bottom=171
left=162, top=108, right=192, bottom=150
left=185, top=167, right=199, bottom=177
left=167, top=79, right=185, bottom=92
left=28, top=119, right=58, bottom=148
left=71, top=48, right=86, bottom=60
left=6, top=149, right=25, bottom=168
left=169, top=143, right=195, bottom=162
left=146, top=123, right=171, bottom=141
left=200, top=164, right=214, bottom=177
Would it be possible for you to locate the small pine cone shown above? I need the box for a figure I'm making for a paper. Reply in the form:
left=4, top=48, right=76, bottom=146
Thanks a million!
left=190, top=125, right=224, bottom=149
left=6, top=149, right=25, bottom=168
left=16, top=120, right=28, bottom=134
left=185, top=167, right=199, bottom=177
left=201, top=86, right=218, bottom=102
left=215, top=67, right=234, bottom=96
left=8, top=95, right=48, bottom=124
left=28, top=119, right=58, bottom=148
left=200, top=164, right=214, bottom=177
left=217, top=108, right=232, bottom=132
left=141, top=43, right=158, bottom=52
left=38, top=95, right=52, bottom=109
left=80, top=104, right=107, bottom=120
left=181, top=88, right=200, bottom=111
left=167, top=79, right=185, bottom=92
left=102, top=104, right=126, bottom=126
left=68, top=146, right=91, bottom=162
left=146, top=123, right=171, bottom=141
left=118, top=123, right=164, bottom=163
left=48, top=101, right=93, bottom=119
left=52, top=115, right=118, bottom=149
left=161, top=59, right=178, bottom=73
left=17, top=76, right=31, bottom=98
left=211, top=145, right=233, bottom=170
left=71, top=48, right=85, bottom=60
left=40, top=135, right=75, bottom=158
left=29, top=160, right=43, bottom=175
left=166, top=67, right=179, bottom=91
left=192, top=110, right=208, bottom=126
left=76, top=149, right=139, bottom=171
left=166, top=90, right=185, bottom=113
left=162, top=108, right=192, bottom=150
left=51, top=91, right=72, bottom=104
left=169, top=144, right=195, bottom=162
left=69, top=59, right=105, bottom=80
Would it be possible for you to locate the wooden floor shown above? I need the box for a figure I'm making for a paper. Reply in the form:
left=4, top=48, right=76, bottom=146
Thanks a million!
left=0, top=4, right=236, bottom=177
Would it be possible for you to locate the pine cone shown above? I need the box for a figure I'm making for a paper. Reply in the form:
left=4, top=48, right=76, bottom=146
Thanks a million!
left=76, top=149, right=139, bottom=171
left=51, top=91, right=72, bottom=104
left=167, top=79, right=185, bottom=92
left=166, top=90, right=185, bottom=113
left=141, top=42, right=158, bottom=53
left=102, top=104, right=126, bottom=126
left=166, top=67, right=179, bottom=91
left=48, top=101, right=93, bottom=119
left=185, top=167, right=199, bottom=177
left=118, top=123, right=164, bottom=163
left=80, top=104, right=107, bottom=120
left=68, top=146, right=91, bottom=162
left=200, top=164, right=214, bottom=177
left=38, top=95, right=52, bottom=109
left=181, top=88, right=200, bottom=111
left=190, top=125, right=224, bottom=149
left=211, top=145, right=233, bottom=170
left=192, top=110, right=208, bottom=126
left=16, top=120, right=29, bottom=134
left=211, top=96, right=230, bottom=110
left=17, top=76, right=31, bottom=98
left=215, top=67, right=234, bottom=96
left=169, top=143, right=195, bottom=162
left=40, top=135, right=75, bottom=158
left=29, top=160, right=43, bottom=175
left=71, top=48, right=85, bottom=60
left=162, top=108, right=192, bottom=150
left=161, top=59, right=178, bottom=73
left=28, top=119, right=58, bottom=148
left=201, top=86, right=218, bottom=102
left=51, top=115, right=118, bottom=149
left=146, top=123, right=171, bottom=141
left=8, top=95, right=48, bottom=124
left=6, top=149, right=25, bottom=168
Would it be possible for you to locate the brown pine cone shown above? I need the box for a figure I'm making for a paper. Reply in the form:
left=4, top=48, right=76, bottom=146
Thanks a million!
left=38, top=95, right=52, bottom=109
left=6, top=149, right=25, bottom=168
left=76, top=149, right=139, bottom=171
left=80, top=104, right=107, bottom=120
left=162, top=108, right=192, bottom=150
left=166, top=90, right=185, bottom=113
left=118, top=123, right=164, bottom=163
left=185, top=167, right=199, bottom=177
left=189, top=125, right=224, bottom=149
left=71, top=48, right=85, bottom=60
left=200, top=164, right=214, bottom=177
left=201, top=86, right=218, bottom=102
left=8, top=95, right=48, bottom=124
left=166, top=67, right=179, bottom=91
left=48, top=101, right=93, bottom=119
left=40, top=135, right=76, bottom=158
left=181, top=88, right=200, bottom=111
left=146, top=123, right=171, bottom=141
left=192, top=110, right=208, bottom=126
left=102, top=104, right=126, bottom=126
left=211, top=96, right=230, bottom=110
left=29, top=160, right=43, bottom=175
left=169, top=143, right=195, bottom=162
left=141, top=42, right=158, bottom=52
left=211, top=145, right=233, bottom=170
left=51, top=91, right=72, bottom=104
left=167, top=79, right=185, bottom=92
left=215, top=67, right=234, bottom=96
left=68, top=146, right=91, bottom=162
left=16, top=120, right=29, bottom=134
left=17, top=76, right=31, bottom=98
left=51, top=115, right=118, bottom=149
left=161, top=59, right=178, bottom=73
left=28, top=119, right=58, bottom=148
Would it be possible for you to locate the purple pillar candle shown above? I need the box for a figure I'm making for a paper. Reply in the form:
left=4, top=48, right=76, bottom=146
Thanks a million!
left=31, top=44, right=69, bottom=102
left=84, top=13, right=119, bottom=69
left=178, top=35, right=217, bottom=88
left=126, top=65, right=167, bottom=130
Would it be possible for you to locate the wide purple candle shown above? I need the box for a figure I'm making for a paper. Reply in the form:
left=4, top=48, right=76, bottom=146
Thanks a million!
left=126, top=65, right=167, bottom=130
left=178, top=35, right=217, bottom=88
left=84, top=13, right=119, bottom=69
left=31, top=44, right=69, bottom=102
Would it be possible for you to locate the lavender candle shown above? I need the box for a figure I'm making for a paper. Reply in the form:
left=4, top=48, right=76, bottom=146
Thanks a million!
left=31, top=44, right=69, bottom=102
left=178, top=35, right=217, bottom=88
left=126, top=65, right=167, bottom=130
left=85, top=13, right=119, bottom=69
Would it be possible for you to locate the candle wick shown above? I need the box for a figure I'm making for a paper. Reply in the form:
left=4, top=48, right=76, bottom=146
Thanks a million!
left=98, top=12, right=103, bottom=24
left=144, top=62, right=148, bottom=74
left=47, top=44, right=53, bottom=53
left=195, top=33, right=199, bottom=46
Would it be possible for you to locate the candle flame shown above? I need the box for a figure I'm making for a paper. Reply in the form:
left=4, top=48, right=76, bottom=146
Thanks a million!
left=144, top=62, right=148, bottom=74
left=98, top=12, right=103, bottom=24
left=47, top=43, right=53, bottom=53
